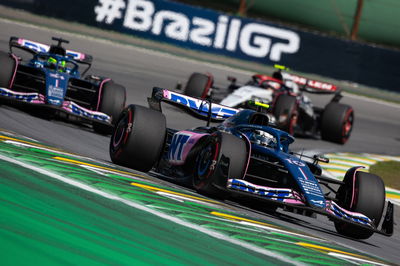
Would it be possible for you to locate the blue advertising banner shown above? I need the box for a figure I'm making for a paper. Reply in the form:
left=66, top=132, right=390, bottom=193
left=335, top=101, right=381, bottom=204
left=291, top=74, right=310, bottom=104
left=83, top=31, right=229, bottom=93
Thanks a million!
left=92, top=0, right=301, bottom=64
left=2, top=0, right=400, bottom=92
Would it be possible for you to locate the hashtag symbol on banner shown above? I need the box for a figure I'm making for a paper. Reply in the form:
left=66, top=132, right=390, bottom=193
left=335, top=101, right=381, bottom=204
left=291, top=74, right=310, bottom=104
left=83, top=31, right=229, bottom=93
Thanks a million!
left=94, top=0, right=126, bottom=24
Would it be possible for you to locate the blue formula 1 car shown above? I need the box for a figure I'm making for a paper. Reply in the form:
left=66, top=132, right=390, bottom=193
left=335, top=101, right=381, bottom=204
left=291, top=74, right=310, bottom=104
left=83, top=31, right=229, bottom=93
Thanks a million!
left=0, top=37, right=126, bottom=133
left=109, top=87, right=393, bottom=239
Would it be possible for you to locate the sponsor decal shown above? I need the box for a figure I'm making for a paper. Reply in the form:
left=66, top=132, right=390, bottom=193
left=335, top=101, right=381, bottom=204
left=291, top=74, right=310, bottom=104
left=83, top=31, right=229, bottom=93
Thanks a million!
left=49, top=73, right=65, bottom=80
left=48, top=98, right=62, bottom=105
left=283, top=73, right=337, bottom=92
left=94, top=0, right=300, bottom=62
left=228, top=179, right=303, bottom=204
left=165, top=90, right=237, bottom=119
left=48, top=86, right=64, bottom=99
left=310, top=199, right=324, bottom=205
left=285, top=158, right=306, bottom=167
left=298, top=179, right=324, bottom=197
left=168, top=132, right=191, bottom=162
left=18, top=39, right=86, bottom=60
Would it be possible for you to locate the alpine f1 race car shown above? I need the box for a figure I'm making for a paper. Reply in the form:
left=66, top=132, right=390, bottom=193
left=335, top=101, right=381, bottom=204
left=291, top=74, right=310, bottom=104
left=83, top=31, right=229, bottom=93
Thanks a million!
left=0, top=36, right=126, bottom=133
left=109, top=87, right=393, bottom=239
left=180, top=68, right=354, bottom=144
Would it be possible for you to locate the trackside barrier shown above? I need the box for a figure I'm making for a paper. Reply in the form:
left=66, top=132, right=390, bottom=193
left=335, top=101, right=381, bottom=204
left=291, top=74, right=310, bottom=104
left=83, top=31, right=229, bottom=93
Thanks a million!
left=2, top=0, right=400, bottom=92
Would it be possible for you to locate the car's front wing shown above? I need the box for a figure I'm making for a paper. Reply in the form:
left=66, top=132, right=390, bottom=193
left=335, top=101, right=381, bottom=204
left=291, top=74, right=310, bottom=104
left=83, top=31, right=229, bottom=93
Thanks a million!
left=0, top=87, right=111, bottom=124
left=224, top=178, right=393, bottom=237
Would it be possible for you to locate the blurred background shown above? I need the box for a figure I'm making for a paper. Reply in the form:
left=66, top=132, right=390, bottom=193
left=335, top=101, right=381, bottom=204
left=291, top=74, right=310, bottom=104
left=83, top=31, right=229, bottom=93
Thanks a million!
left=177, top=0, right=400, bottom=47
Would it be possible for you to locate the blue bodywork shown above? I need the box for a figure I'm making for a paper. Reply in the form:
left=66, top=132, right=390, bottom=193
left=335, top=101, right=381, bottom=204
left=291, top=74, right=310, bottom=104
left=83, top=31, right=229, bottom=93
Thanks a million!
left=220, top=109, right=326, bottom=209
left=2, top=37, right=112, bottom=123
left=29, top=53, right=80, bottom=106
left=136, top=87, right=393, bottom=237
left=155, top=88, right=327, bottom=209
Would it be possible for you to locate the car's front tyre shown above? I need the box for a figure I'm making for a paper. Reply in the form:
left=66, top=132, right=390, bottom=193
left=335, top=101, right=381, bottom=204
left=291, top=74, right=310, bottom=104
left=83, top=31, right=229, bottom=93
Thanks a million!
left=334, top=170, right=385, bottom=239
left=193, top=132, right=248, bottom=197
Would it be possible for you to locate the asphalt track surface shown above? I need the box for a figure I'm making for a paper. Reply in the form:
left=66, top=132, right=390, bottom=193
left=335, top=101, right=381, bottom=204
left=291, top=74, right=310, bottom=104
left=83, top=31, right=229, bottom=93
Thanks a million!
left=0, top=19, right=399, bottom=264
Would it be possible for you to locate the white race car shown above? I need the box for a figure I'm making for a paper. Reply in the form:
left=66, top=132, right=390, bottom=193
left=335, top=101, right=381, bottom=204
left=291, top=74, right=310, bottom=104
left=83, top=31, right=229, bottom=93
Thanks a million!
left=180, top=71, right=354, bottom=144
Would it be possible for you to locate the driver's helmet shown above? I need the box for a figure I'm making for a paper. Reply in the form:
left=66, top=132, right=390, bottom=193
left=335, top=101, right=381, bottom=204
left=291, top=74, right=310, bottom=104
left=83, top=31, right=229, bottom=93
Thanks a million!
left=47, top=57, right=66, bottom=72
left=272, top=71, right=283, bottom=81
left=250, top=130, right=276, bottom=147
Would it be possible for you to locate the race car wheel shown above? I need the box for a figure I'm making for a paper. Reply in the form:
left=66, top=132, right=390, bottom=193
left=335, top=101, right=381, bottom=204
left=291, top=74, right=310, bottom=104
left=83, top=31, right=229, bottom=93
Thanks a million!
left=273, top=94, right=298, bottom=135
left=334, top=170, right=385, bottom=239
left=321, top=102, right=354, bottom=144
left=184, top=72, right=213, bottom=99
left=93, top=81, right=127, bottom=134
left=193, top=132, right=247, bottom=197
left=0, top=51, right=16, bottom=88
left=109, top=104, right=166, bottom=172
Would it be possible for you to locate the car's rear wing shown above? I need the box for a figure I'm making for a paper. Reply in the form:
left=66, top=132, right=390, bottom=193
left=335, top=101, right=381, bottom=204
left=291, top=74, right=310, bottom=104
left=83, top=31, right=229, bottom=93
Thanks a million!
left=282, top=72, right=339, bottom=94
left=9, top=36, right=93, bottom=64
left=148, top=87, right=239, bottom=123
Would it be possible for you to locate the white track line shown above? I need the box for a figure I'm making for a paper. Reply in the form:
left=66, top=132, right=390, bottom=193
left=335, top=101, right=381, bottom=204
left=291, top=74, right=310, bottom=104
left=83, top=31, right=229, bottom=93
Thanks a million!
left=0, top=153, right=303, bottom=266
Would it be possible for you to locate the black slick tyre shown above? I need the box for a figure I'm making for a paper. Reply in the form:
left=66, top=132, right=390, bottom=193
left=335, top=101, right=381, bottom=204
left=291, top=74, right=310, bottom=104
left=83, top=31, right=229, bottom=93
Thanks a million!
left=0, top=51, right=16, bottom=88
left=109, top=104, right=166, bottom=172
left=321, top=102, right=354, bottom=144
left=93, top=80, right=126, bottom=134
left=193, top=132, right=247, bottom=197
left=184, top=72, right=212, bottom=99
left=273, top=94, right=298, bottom=135
left=334, top=171, right=385, bottom=239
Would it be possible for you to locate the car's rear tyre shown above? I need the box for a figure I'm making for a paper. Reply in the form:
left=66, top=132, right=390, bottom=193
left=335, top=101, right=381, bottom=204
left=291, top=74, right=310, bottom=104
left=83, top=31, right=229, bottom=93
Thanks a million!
left=184, top=72, right=212, bottom=99
left=321, top=102, right=354, bottom=144
left=193, top=132, right=248, bottom=197
left=109, top=104, right=166, bottom=172
left=0, top=51, right=16, bottom=88
left=334, top=171, right=385, bottom=239
left=273, top=94, right=298, bottom=135
left=93, top=81, right=126, bottom=134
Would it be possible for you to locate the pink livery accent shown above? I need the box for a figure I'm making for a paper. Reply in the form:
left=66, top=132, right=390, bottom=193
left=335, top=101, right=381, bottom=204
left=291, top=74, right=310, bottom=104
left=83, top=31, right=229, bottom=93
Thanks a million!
left=163, top=89, right=170, bottom=98
left=96, top=78, right=111, bottom=111
left=240, top=133, right=251, bottom=179
left=168, top=130, right=208, bottom=166
left=32, top=94, right=45, bottom=104
left=349, top=166, right=365, bottom=209
left=9, top=54, right=19, bottom=89
left=0, top=87, right=41, bottom=103
left=63, top=101, right=110, bottom=120
left=0, top=87, right=110, bottom=122
left=326, top=200, right=371, bottom=220
left=325, top=200, right=372, bottom=227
